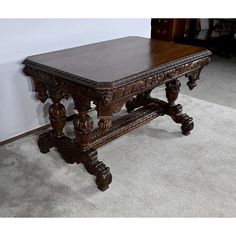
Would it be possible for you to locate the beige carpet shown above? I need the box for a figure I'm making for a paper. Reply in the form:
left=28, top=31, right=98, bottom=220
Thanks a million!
left=0, top=92, right=236, bottom=217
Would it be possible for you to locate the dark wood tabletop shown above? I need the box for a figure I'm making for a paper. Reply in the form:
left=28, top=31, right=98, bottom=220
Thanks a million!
left=23, top=36, right=211, bottom=88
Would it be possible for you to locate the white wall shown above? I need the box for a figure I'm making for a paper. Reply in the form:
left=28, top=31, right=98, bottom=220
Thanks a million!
left=0, top=19, right=150, bottom=142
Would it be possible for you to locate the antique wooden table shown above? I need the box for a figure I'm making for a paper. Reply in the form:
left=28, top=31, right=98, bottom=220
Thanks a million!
left=22, top=37, right=211, bottom=191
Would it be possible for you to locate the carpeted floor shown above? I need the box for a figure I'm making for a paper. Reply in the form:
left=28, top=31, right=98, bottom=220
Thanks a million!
left=0, top=92, right=236, bottom=217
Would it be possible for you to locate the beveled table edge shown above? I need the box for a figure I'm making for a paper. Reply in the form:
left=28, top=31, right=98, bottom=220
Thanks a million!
left=22, top=49, right=212, bottom=89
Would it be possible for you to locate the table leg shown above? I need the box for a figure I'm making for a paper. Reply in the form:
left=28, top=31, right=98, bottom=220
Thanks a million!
left=165, top=79, right=194, bottom=135
left=38, top=89, right=66, bottom=153
left=125, top=90, right=152, bottom=112
left=81, top=149, right=112, bottom=191
left=73, top=95, right=112, bottom=191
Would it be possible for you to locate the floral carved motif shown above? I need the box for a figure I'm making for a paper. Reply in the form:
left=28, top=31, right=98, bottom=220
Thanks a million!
left=111, top=57, right=211, bottom=101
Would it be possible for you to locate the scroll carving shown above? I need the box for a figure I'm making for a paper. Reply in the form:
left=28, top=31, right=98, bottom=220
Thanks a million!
left=112, top=101, right=125, bottom=113
left=111, top=57, right=211, bottom=101
left=186, top=68, right=202, bottom=90
left=23, top=56, right=211, bottom=106
left=32, top=78, right=48, bottom=103
left=81, top=149, right=112, bottom=191
left=131, top=81, right=145, bottom=93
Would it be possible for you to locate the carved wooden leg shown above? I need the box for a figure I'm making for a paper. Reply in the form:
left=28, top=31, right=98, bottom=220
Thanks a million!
left=126, top=90, right=152, bottom=112
left=49, top=94, right=66, bottom=138
left=81, top=149, right=112, bottom=191
left=97, top=102, right=113, bottom=130
left=73, top=95, right=112, bottom=191
left=38, top=89, right=66, bottom=153
left=165, top=80, right=194, bottom=135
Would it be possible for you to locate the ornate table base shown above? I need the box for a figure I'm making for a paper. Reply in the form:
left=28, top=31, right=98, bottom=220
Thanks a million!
left=37, top=79, right=193, bottom=191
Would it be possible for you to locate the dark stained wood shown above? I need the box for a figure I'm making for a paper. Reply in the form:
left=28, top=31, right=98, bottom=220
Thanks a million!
left=151, top=19, right=191, bottom=42
left=22, top=37, right=212, bottom=191
left=165, top=80, right=194, bottom=135
left=23, top=37, right=210, bottom=88
left=151, top=19, right=174, bottom=41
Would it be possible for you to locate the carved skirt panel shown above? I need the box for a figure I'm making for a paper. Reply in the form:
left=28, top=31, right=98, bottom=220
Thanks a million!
left=23, top=56, right=211, bottom=117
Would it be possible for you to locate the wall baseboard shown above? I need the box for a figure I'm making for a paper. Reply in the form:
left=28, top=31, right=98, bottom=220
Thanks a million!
left=0, top=124, right=51, bottom=146
left=0, top=114, right=77, bottom=146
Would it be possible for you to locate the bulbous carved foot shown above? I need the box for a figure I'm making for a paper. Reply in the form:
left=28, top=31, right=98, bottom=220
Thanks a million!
left=37, top=131, right=54, bottom=154
left=167, top=104, right=194, bottom=135
left=81, top=149, right=112, bottom=191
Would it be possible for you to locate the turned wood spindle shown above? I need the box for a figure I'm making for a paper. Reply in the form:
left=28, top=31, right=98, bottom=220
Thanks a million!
left=49, top=89, right=66, bottom=138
